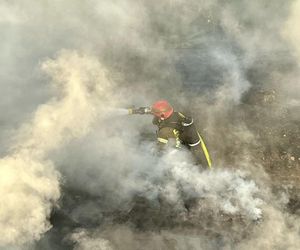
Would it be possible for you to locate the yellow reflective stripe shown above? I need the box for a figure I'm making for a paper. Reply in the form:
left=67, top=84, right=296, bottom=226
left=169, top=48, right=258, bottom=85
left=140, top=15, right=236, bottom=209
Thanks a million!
left=197, top=132, right=212, bottom=168
left=178, top=112, right=186, bottom=118
left=157, top=137, right=168, bottom=144
left=173, top=129, right=179, bottom=136
left=173, top=129, right=181, bottom=148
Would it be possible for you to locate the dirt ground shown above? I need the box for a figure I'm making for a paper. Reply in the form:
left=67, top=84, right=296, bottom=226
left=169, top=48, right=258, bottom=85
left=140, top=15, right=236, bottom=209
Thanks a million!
left=243, top=89, right=300, bottom=214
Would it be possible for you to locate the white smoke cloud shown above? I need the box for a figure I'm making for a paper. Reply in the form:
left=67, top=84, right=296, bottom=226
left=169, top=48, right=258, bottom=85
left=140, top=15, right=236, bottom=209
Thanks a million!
left=283, top=0, right=300, bottom=61
left=0, top=2, right=24, bottom=24
left=0, top=50, right=114, bottom=247
left=0, top=155, right=59, bottom=246
left=280, top=0, right=300, bottom=110
left=59, top=143, right=267, bottom=248
left=70, top=230, right=114, bottom=250
left=161, top=152, right=263, bottom=220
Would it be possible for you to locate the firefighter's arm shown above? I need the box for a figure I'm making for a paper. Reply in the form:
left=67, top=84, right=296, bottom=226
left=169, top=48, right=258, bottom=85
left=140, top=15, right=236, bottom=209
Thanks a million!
left=156, top=128, right=169, bottom=150
left=157, top=137, right=168, bottom=150
left=178, top=112, right=194, bottom=127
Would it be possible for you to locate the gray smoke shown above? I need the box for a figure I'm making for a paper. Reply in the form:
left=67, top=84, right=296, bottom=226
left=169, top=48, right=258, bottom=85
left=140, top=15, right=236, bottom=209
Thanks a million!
left=0, top=0, right=299, bottom=249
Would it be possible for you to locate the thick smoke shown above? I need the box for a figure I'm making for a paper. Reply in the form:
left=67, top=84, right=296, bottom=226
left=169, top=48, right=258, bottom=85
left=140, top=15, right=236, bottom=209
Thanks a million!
left=0, top=50, right=115, bottom=247
left=0, top=0, right=300, bottom=249
left=284, top=0, right=300, bottom=61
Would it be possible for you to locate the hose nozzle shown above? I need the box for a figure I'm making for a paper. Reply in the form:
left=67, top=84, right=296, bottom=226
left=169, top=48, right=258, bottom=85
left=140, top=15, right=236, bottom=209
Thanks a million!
left=128, top=107, right=151, bottom=115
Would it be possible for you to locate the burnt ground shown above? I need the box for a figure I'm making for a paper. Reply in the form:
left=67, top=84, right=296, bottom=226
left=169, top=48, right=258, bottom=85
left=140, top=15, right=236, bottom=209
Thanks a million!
left=242, top=88, right=300, bottom=215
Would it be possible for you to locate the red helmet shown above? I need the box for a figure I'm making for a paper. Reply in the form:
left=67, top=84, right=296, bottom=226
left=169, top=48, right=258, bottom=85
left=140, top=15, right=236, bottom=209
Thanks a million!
left=151, top=100, right=174, bottom=120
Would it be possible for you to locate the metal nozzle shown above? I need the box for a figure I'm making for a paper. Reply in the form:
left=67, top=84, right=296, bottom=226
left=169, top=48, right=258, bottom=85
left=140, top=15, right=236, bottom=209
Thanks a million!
left=127, top=107, right=151, bottom=115
left=128, top=108, right=134, bottom=115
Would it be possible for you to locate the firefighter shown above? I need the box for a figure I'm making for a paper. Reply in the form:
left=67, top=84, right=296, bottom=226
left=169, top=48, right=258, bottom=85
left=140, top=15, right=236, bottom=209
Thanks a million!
left=129, top=100, right=212, bottom=168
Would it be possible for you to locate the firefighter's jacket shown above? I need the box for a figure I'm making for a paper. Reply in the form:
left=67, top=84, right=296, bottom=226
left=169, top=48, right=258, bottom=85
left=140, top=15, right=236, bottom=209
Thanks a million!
left=153, top=112, right=212, bottom=168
